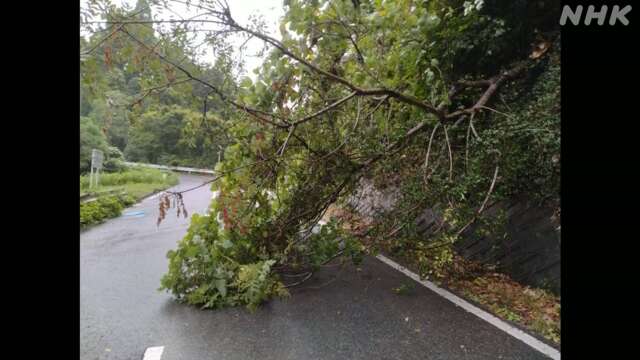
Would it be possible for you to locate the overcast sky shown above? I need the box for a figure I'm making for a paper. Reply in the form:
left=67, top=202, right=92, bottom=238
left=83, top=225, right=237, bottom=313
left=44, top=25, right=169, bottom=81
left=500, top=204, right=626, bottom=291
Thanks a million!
left=81, top=0, right=284, bottom=79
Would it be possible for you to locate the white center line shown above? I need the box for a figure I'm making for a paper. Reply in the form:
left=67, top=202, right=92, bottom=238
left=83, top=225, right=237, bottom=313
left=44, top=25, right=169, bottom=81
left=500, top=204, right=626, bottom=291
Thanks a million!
left=142, top=346, right=164, bottom=360
left=376, top=254, right=561, bottom=360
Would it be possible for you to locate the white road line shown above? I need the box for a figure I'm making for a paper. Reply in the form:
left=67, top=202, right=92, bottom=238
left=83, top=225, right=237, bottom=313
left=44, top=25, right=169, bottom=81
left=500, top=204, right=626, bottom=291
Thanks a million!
left=142, top=346, right=164, bottom=360
left=375, top=254, right=561, bottom=360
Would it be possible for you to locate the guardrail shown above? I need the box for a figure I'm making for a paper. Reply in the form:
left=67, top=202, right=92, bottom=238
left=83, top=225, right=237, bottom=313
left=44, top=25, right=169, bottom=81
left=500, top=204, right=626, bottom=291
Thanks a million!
left=123, top=161, right=215, bottom=175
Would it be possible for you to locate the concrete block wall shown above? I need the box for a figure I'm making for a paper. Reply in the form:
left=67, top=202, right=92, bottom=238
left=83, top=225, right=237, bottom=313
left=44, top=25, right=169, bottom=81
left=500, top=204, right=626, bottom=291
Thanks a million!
left=351, top=179, right=561, bottom=294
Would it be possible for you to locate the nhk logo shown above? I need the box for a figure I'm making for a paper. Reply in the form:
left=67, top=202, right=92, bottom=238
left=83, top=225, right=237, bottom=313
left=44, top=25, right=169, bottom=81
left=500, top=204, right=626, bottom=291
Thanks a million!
left=560, top=5, right=631, bottom=25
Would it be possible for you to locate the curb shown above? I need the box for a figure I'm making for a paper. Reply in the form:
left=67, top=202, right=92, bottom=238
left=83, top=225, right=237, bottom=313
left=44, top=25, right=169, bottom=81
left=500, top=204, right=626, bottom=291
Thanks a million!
left=376, top=254, right=561, bottom=359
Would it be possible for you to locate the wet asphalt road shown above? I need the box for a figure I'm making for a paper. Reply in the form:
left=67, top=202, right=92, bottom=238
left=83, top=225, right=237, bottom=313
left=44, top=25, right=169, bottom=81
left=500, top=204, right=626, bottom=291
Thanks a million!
left=81, top=174, right=550, bottom=360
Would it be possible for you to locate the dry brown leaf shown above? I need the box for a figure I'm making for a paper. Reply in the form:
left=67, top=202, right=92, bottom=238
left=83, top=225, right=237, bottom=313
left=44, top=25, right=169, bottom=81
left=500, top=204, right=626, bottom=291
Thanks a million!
left=530, top=41, right=550, bottom=59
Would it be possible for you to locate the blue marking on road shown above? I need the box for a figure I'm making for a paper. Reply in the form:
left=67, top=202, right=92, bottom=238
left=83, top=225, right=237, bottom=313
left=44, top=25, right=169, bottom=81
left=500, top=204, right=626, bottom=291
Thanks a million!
left=123, top=210, right=145, bottom=217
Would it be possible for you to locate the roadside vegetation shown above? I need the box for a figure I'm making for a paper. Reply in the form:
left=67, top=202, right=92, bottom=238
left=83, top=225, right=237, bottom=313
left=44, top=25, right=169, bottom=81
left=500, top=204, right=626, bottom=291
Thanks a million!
left=447, top=265, right=560, bottom=344
left=80, top=167, right=178, bottom=228
left=81, top=193, right=137, bottom=228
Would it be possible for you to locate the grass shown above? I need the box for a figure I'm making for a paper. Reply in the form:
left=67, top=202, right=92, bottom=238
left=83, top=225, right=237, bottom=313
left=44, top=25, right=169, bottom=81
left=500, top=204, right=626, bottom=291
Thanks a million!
left=80, top=167, right=179, bottom=228
left=80, top=167, right=179, bottom=194
left=83, top=182, right=171, bottom=200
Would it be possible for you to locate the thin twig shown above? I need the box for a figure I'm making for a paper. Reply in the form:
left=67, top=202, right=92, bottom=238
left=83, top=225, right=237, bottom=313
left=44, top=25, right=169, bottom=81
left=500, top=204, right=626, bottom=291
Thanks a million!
left=479, top=105, right=514, bottom=119
left=469, top=113, right=480, bottom=140
left=456, top=163, right=500, bottom=237
left=81, top=24, right=124, bottom=55
left=297, top=276, right=338, bottom=290
left=283, top=271, right=313, bottom=288
left=165, top=157, right=277, bottom=195
left=130, top=78, right=191, bottom=107
left=465, top=116, right=471, bottom=172
left=423, top=123, right=440, bottom=188
left=443, top=125, right=453, bottom=182
left=291, top=91, right=357, bottom=126
left=120, top=26, right=289, bottom=129
left=278, top=125, right=297, bottom=157
left=321, top=97, right=362, bottom=160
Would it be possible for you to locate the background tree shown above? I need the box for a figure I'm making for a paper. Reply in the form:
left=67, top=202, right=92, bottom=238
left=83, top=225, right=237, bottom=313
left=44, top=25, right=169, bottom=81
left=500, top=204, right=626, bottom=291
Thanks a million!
left=80, top=116, right=109, bottom=173
left=80, top=0, right=234, bottom=171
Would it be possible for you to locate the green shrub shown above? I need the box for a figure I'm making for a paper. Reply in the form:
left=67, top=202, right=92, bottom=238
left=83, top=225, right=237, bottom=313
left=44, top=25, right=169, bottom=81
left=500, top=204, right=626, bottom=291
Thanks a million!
left=106, top=146, right=124, bottom=159
left=80, top=167, right=177, bottom=228
left=103, top=146, right=127, bottom=173
left=103, top=158, right=127, bottom=173
left=80, top=195, right=127, bottom=227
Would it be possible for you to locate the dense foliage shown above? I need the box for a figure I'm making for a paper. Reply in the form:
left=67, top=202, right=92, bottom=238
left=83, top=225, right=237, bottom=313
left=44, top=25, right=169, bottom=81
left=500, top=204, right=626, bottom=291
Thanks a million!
left=370, top=43, right=560, bottom=278
left=80, top=167, right=179, bottom=228
left=81, top=0, right=560, bottom=311
left=81, top=193, right=136, bottom=228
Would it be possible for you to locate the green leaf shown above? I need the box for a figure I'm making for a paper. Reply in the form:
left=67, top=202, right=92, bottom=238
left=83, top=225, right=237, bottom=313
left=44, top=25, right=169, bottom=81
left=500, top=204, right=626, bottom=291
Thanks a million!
left=185, top=244, right=199, bottom=258
left=214, top=279, right=227, bottom=297
left=221, top=239, right=233, bottom=249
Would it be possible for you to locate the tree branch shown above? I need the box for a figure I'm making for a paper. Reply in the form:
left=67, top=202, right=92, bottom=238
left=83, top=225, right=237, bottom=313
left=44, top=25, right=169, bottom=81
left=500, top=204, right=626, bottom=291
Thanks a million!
left=291, top=91, right=357, bottom=126
left=130, top=78, right=192, bottom=107
left=120, top=26, right=290, bottom=129
left=219, top=10, right=443, bottom=119
left=81, top=24, right=124, bottom=55
left=445, top=63, right=527, bottom=120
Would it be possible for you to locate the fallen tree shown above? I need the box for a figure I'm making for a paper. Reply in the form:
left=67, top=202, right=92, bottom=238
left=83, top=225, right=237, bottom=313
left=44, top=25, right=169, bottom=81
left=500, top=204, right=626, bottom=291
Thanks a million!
left=81, top=0, right=560, bottom=310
